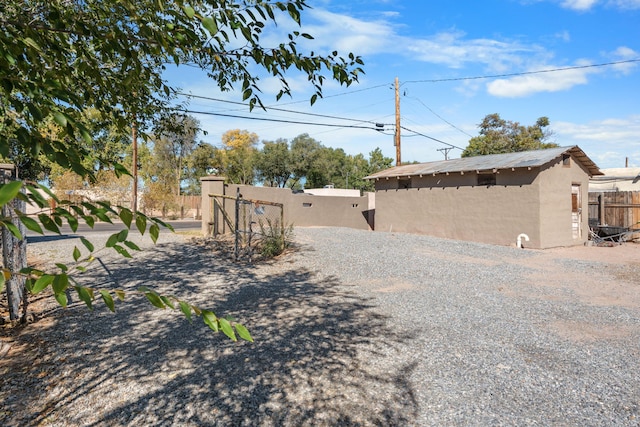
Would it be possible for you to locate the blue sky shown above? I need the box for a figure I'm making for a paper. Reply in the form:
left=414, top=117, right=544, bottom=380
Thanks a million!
left=165, top=0, right=640, bottom=169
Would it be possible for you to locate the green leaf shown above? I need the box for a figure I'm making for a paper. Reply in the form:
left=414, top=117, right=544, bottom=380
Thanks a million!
left=135, top=214, right=147, bottom=235
left=115, top=290, right=126, bottom=301
left=80, top=237, right=94, bottom=252
left=149, top=223, right=159, bottom=243
left=23, top=37, right=41, bottom=51
left=35, top=183, right=59, bottom=203
left=183, top=5, right=195, bottom=18
left=76, top=286, right=94, bottom=310
left=119, top=208, right=133, bottom=228
left=20, top=216, right=43, bottom=234
left=117, top=229, right=128, bottom=242
left=179, top=301, right=192, bottom=322
left=73, top=246, right=81, bottom=262
left=201, top=16, right=218, bottom=34
left=202, top=310, right=219, bottom=332
left=124, top=240, right=141, bottom=251
left=153, top=218, right=174, bottom=232
left=53, top=112, right=68, bottom=128
left=0, top=272, right=5, bottom=293
left=235, top=323, right=253, bottom=342
left=0, top=181, right=23, bottom=207
left=99, top=290, right=115, bottom=312
left=67, top=215, right=78, bottom=232
left=32, top=274, right=54, bottom=294
left=55, top=263, right=68, bottom=272
left=52, top=274, right=69, bottom=294
left=113, top=244, right=132, bottom=258
left=83, top=215, right=95, bottom=228
left=219, top=317, right=237, bottom=341
left=38, top=214, right=61, bottom=234
left=105, top=233, right=119, bottom=248
left=144, top=292, right=166, bottom=309
left=160, top=296, right=175, bottom=309
left=2, top=221, right=22, bottom=240
left=55, top=292, right=68, bottom=307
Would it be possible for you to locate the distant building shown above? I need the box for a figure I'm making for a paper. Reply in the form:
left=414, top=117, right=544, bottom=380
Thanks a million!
left=589, top=168, right=640, bottom=192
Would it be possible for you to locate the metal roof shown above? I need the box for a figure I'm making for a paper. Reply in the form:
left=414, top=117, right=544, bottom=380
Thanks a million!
left=365, top=146, right=603, bottom=180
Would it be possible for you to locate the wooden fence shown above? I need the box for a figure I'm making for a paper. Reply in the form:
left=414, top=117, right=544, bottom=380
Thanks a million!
left=588, top=191, right=640, bottom=229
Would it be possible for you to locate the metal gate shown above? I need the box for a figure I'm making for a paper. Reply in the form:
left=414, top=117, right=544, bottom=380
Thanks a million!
left=208, top=190, right=284, bottom=261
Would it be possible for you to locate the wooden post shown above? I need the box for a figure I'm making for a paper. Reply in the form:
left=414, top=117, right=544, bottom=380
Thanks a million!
left=131, top=119, right=138, bottom=212
left=598, top=193, right=605, bottom=226
left=395, top=77, right=401, bottom=166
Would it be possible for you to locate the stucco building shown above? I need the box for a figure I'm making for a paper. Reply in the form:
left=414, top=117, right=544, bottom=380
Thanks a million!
left=365, top=146, right=602, bottom=249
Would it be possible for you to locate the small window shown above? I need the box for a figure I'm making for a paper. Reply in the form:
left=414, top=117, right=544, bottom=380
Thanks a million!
left=477, top=173, right=496, bottom=186
left=398, top=178, right=411, bottom=189
left=302, top=202, right=312, bottom=208
left=562, top=154, right=571, bottom=167
left=352, top=204, right=359, bottom=208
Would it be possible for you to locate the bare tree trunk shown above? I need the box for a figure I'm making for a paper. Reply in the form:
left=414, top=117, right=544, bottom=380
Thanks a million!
left=1, top=170, right=28, bottom=324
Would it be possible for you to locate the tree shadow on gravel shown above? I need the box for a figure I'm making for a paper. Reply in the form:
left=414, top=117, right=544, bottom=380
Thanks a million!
left=1, top=240, right=419, bottom=426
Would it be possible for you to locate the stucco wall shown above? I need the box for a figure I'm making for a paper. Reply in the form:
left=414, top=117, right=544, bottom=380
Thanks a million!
left=374, top=173, right=543, bottom=247
left=200, top=177, right=372, bottom=235
left=373, top=159, right=591, bottom=249
left=537, top=158, right=591, bottom=248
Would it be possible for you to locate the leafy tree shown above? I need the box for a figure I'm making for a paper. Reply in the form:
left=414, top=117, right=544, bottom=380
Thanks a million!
left=289, top=134, right=323, bottom=188
left=367, top=148, right=394, bottom=175
left=214, top=129, right=259, bottom=185
left=306, top=146, right=347, bottom=188
left=0, top=0, right=363, bottom=335
left=462, top=114, right=558, bottom=157
left=184, top=143, right=217, bottom=195
left=256, top=139, right=292, bottom=188
left=150, top=114, right=200, bottom=196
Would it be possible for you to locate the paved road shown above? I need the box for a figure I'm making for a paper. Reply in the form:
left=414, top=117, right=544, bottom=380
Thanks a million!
left=26, top=219, right=201, bottom=237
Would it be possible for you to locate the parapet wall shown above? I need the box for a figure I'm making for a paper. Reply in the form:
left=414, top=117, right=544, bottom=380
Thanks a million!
left=200, top=176, right=373, bottom=236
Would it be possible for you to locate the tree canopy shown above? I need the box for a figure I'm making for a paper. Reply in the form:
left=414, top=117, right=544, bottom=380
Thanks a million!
left=0, top=0, right=364, bottom=180
left=462, top=113, right=558, bottom=157
left=0, top=0, right=363, bottom=335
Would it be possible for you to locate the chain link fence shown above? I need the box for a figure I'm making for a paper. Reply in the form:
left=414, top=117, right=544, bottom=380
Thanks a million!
left=208, top=190, right=285, bottom=261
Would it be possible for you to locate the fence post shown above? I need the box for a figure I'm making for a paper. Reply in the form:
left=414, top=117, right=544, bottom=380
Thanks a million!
left=1, top=164, right=27, bottom=324
left=234, top=188, right=240, bottom=261
left=280, top=203, right=285, bottom=252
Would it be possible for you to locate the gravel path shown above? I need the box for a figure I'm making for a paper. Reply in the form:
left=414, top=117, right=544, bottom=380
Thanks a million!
left=1, top=226, right=639, bottom=426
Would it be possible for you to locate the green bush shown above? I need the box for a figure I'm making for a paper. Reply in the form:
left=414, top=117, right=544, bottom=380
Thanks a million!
left=258, top=219, right=293, bottom=258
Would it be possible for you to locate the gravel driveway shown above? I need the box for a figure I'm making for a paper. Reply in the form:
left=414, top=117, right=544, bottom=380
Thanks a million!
left=1, top=226, right=639, bottom=426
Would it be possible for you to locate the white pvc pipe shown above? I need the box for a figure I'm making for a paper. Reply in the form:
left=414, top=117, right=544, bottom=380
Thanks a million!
left=517, top=233, right=530, bottom=248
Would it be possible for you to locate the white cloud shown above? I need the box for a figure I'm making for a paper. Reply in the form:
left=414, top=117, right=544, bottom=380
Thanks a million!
left=609, top=46, right=640, bottom=74
left=553, top=115, right=640, bottom=167
left=549, top=0, right=640, bottom=10
left=560, top=0, right=600, bottom=10
left=300, top=10, right=543, bottom=72
left=487, top=64, right=592, bottom=97
left=608, top=0, right=640, bottom=9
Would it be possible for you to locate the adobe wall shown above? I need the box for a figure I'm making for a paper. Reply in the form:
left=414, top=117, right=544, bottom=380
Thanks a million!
left=200, top=177, right=372, bottom=235
left=537, top=158, right=591, bottom=248
left=373, top=160, right=592, bottom=249
left=374, top=170, right=543, bottom=248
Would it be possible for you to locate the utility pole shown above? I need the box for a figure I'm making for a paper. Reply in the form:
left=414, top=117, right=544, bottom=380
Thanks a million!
left=131, top=118, right=138, bottom=212
left=437, top=147, right=453, bottom=160
left=395, top=77, right=401, bottom=166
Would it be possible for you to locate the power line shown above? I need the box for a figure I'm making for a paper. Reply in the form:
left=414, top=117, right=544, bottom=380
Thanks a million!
left=175, top=108, right=381, bottom=130
left=176, top=92, right=388, bottom=126
left=405, top=95, right=474, bottom=138
left=400, top=125, right=465, bottom=151
left=403, top=58, right=640, bottom=84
